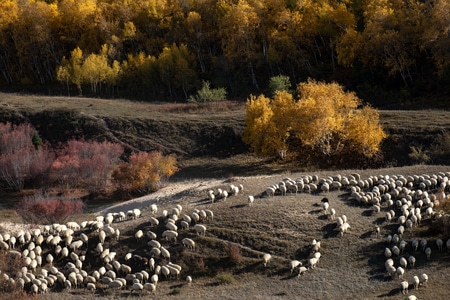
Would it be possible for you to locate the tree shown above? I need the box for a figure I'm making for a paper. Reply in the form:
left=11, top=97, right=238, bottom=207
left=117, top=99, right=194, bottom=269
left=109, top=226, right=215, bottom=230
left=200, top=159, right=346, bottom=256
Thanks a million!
left=242, top=91, right=296, bottom=158
left=112, top=151, right=178, bottom=194
left=50, top=139, right=123, bottom=194
left=0, top=122, right=54, bottom=191
left=243, top=79, right=386, bottom=160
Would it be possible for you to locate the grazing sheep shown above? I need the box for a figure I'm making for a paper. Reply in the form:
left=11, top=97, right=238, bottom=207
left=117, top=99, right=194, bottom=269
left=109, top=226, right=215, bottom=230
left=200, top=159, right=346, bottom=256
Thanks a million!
left=412, top=275, right=419, bottom=290
left=289, top=260, right=302, bottom=273
left=248, top=195, right=255, bottom=206
left=396, top=266, right=405, bottom=279
left=425, top=247, right=432, bottom=260
left=436, top=238, right=443, bottom=252
left=308, top=257, right=318, bottom=269
left=150, top=204, right=158, bottom=214
left=373, top=226, right=380, bottom=238
left=182, top=238, right=196, bottom=251
left=186, top=275, right=192, bottom=286
left=205, top=209, right=214, bottom=222
left=135, top=230, right=144, bottom=242
left=400, top=257, right=408, bottom=269
left=408, top=256, right=416, bottom=268
left=162, top=230, right=178, bottom=242
left=144, top=282, right=156, bottom=294
left=108, top=279, right=123, bottom=290
left=400, top=280, right=409, bottom=295
left=339, top=222, right=350, bottom=237
left=298, top=266, right=308, bottom=276
left=149, top=217, right=159, bottom=227
left=420, top=273, right=428, bottom=286
left=194, top=224, right=206, bottom=236
left=160, top=246, right=170, bottom=261
left=262, top=253, right=272, bottom=267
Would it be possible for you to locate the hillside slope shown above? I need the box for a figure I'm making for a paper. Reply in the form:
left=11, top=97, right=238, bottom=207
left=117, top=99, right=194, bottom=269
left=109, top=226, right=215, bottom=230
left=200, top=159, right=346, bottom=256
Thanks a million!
left=1, top=93, right=450, bottom=178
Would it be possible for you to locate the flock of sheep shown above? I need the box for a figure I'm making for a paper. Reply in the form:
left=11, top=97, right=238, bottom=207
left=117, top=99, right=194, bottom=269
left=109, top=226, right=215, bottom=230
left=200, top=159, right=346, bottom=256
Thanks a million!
left=0, top=170, right=449, bottom=298
left=249, top=171, right=450, bottom=299
left=0, top=201, right=214, bottom=296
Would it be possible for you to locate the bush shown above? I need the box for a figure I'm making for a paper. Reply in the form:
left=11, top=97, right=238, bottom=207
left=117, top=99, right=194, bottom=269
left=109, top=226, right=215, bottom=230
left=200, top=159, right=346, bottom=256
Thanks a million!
left=50, top=139, right=123, bottom=194
left=225, top=243, right=243, bottom=264
left=408, top=145, right=430, bottom=164
left=112, top=151, right=178, bottom=194
left=268, top=75, right=293, bottom=97
left=188, top=81, right=227, bottom=103
left=216, top=273, right=235, bottom=284
left=16, top=192, right=84, bottom=224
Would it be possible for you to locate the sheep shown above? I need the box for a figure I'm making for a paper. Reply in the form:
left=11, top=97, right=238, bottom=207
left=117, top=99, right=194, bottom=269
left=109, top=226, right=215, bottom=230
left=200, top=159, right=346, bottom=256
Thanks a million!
left=248, top=195, right=255, bottom=206
left=436, top=238, right=443, bottom=252
left=420, top=273, right=428, bottom=286
left=425, top=247, right=432, bottom=260
left=108, top=279, right=123, bottom=290
left=69, top=240, right=83, bottom=252
left=135, top=230, right=144, bottom=242
left=289, top=260, right=302, bottom=273
left=262, top=253, right=272, bottom=267
left=408, top=256, right=416, bottom=268
left=150, top=204, right=158, bottom=214
left=297, top=266, right=308, bottom=277
left=99, top=231, right=106, bottom=245
left=208, top=190, right=215, bottom=203
left=308, top=257, right=318, bottom=269
left=130, top=282, right=144, bottom=294
left=400, top=280, right=409, bottom=295
left=165, top=222, right=178, bottom=231
left=162, top=230, right=178, bottom=242
left=151, top=274, right=158, bottom=286
left=396, top=266, right=405, bottom=279
left=186, top=275, right=192, bottom=286
left=143, top=282, right=156, bottom=294
left=86, top=282, right=96, bottom=292
left=412, top=275, right=419, bottom=290
left=194, top=224, right=206, bottom=236
left=160, top=246, right=170, bottom=261
left=400, top=257, right=408, bottom=269
left=339, top=222, right=350, bottom=237
left=182, top=238, right=196, bottom=251
left=149, top=216, right=159, bottom=227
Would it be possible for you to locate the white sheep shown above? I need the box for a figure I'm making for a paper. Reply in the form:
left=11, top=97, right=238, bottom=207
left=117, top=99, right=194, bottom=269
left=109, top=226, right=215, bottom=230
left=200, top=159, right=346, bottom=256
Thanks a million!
left=186, top=275, right=192, bottom=286
left=143, top=282, right=156, bottom=294
left=412, top=275, right=419, bottom=290
left=262, top=253, right=272, bottom=267
left=248, top=195, right=255, bottom=206
left=194, top=224, right=206, bottom=236
left=135, top=230, right=144, bottom=242
left=182, top=238, right=196, bottom=251
left=149, top=217, right=159, bottom=227
left=420, top=273, right=428, bottom=286
left=160, top=246, right=170, bottom=261
left=108, top=279, right=123, bottom=290
left=298, top=266, right=308, bottom=276
left=400, top=280, right=409, bottom=295
left=150, top=204, right=158, bottom=214
left=425, top=247, right=432, bottom=260
left=289, top=260, right=302, bottom=273
left=162, top=230, right=178, bottom=242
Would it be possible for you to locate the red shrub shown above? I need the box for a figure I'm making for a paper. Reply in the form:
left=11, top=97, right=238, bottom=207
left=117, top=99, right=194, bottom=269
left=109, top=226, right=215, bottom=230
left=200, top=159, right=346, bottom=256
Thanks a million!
left=16, top=193, right=84, bottom=224
left=51, top=139, right=123, bottom=194
left=0, top=122, right=54, bottom=191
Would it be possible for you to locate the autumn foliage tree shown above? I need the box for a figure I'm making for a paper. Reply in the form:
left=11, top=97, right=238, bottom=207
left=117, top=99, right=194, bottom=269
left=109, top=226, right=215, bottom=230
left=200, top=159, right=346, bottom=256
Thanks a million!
left=243, top=79, right=386, bottom=162
left=50, top=139, right=123, bottom=194
left=112, top=151, right=178, bottom=194
left=0, top=122, right=54, bottom=191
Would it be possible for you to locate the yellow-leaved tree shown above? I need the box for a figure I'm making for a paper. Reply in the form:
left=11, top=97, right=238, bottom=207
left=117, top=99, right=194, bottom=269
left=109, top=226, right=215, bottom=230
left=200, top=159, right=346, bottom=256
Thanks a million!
left=243, top=79, right=386, bottom=160
left=112, top=151, right=178, bottom=194
left=242, top=91, right=296, bottom=158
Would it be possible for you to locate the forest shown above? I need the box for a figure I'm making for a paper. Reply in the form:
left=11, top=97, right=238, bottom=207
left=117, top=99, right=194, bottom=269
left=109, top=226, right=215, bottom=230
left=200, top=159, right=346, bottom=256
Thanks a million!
left=0, top=0, right=449, bottom=106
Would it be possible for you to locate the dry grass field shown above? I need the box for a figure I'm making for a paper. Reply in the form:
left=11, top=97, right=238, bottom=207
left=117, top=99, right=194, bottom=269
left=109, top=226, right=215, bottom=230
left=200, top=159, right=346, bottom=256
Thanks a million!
left=2, top=165, right=450, bottom=300
left=2, top=93, right=450, bottom=299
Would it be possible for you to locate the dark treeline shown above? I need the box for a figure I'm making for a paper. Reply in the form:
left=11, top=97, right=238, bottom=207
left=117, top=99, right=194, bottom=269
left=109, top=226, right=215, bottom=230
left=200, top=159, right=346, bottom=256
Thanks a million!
left=0, top=0, right=449, bottom=107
